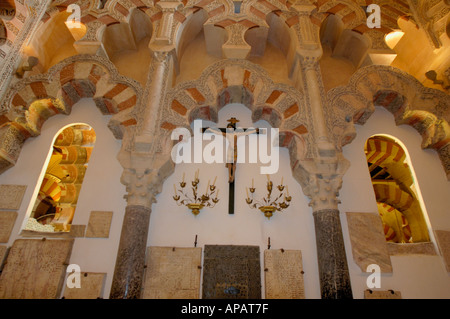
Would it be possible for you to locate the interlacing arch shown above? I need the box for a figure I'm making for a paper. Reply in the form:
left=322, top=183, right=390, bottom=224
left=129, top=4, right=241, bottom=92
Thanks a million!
left=329, top=64, right=450, bottom=180
left=0, top=54, right=141, bottom=174
left=147, top=59, right=313, bottom=188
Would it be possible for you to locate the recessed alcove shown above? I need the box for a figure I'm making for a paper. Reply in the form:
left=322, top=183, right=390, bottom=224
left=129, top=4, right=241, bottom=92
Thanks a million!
left=102, top=9, right=153, bottom=86
left=27, top=11, right=85, bottom=72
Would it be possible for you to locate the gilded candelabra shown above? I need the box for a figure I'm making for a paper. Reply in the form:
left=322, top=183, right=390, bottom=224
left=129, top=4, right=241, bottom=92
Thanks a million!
left=245, top=176, right=292, bottom=219
left=173, top=170, right=219, bottom=215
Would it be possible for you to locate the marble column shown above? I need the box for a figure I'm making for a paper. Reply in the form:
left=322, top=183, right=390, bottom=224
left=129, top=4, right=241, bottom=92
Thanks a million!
left=134, top=50, right=171, bottom=152
left=313, top=209, right=353, bottom=299
left=109, top=205, right=151, bottom=299
left=110, top=164, right=160, bottom=299
left=291, top=3, right=353, bottom=298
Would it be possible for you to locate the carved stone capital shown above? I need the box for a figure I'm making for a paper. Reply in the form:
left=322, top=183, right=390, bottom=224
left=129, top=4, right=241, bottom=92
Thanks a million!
left=293, top=154, right=350, bottom=212
left=121, top=166, right=160, bottom=209
left=151, top=49, right=172, bottom=64
left=299, top=54, right=321, bottom=71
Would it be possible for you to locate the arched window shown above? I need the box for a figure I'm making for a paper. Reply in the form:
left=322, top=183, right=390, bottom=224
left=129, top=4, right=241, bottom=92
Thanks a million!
left=365, top=135, right=430, bottom=243
left=24, top=124, right=96, bottom=233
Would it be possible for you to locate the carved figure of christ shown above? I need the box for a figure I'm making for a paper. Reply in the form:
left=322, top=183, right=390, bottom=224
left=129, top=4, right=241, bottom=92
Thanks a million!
left=203, top=118, right=260, bottom=214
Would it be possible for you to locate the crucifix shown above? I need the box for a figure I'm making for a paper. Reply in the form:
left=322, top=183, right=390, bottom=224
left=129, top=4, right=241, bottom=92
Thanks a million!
left=203, top=118, right=261, bottom=214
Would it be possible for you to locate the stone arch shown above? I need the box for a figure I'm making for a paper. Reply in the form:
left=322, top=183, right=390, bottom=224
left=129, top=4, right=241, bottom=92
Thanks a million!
left=329, top=64, right=450, bottom=179
left=365, top=134, right=431, bottom=243
left=315, top=0, right=367, bottom=30
left=101, top=7, right=153, bottom=59
left=0, top=0, right=16, bottom=45
left=174, top=6, right=208, bottom=62
left=27, top=9, right=88, bottom=72
left=147, top=59, right=313, bottom=194
left=37, top=0, right=156, bottom=60
left=0, top=54, right=142, bottom=175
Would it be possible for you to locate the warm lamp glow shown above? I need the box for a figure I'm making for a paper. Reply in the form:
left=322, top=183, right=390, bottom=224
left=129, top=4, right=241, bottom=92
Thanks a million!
left=64, top=20, right=82, bottom=29
left=384, top=31, right=405, bottom=50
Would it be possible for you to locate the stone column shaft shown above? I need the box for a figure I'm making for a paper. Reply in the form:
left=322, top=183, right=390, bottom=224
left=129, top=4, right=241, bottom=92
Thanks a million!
left=137, top=52, right=169, bottom=140
left=313, top=209, right=353, bottom=299
left=110, top=205, right=151, bottom=299
left=305, top=66, right=327, bottom=139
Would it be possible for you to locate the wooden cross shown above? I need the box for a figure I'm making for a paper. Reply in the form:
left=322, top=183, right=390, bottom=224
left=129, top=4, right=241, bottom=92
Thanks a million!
left=203, top=118, right=261, bottom=214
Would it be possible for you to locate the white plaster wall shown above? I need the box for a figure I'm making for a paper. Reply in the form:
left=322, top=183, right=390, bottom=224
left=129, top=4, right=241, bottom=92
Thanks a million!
left=148, top=103, right=322, bottom=299
left=340, top=106, right=450, bottom=299
left=0, top=99, right=127, bottom=299
left=2, top=100, right=449, bottom=299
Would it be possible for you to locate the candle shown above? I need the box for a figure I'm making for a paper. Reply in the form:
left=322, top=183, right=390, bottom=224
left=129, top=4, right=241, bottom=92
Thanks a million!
left=281, top=176, right=283, bottom=185
left=182, top=172, right=185, bottom=183
left=286, top=185, right=289, bottom=196
left=206, top=180, right=210, bottom=193
left=213, top=176, right=217, bottom=186
left=246, top=187, right=249, bottom=198
left=173, top=184, right=177, bottom=195
left=266, top=174, right=270, bottom=182
left=216, top=189, right=219, bottom=198
left=252, top=178, right=254, bottom=188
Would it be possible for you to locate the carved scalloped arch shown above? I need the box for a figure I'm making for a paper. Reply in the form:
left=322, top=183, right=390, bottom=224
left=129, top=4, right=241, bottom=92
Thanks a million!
left=146, top=59, right=315, bottom=193
left=329, top=64, right=450, bottom=179
left=0, top=54, right=142, bottom=175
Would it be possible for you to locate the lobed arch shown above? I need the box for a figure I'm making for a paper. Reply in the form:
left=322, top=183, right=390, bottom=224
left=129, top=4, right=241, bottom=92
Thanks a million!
left=172, top=0, right=318, bottom=87
left=144, top=59, right=314, bottom=195
left=99, top=7, right=154, bottom=85
left=34, top=0, right=157, bottom=63
left=313, top=0, right=415, bottom=66
left=101, top=7, right=153, bottom=59
left=319, top=13, right=371, bottom=68
left=0, top=54, right=142, bottom=175
left=26, top=10, right=86, bottom=72
left=329, top=64, right=450, bottom=180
